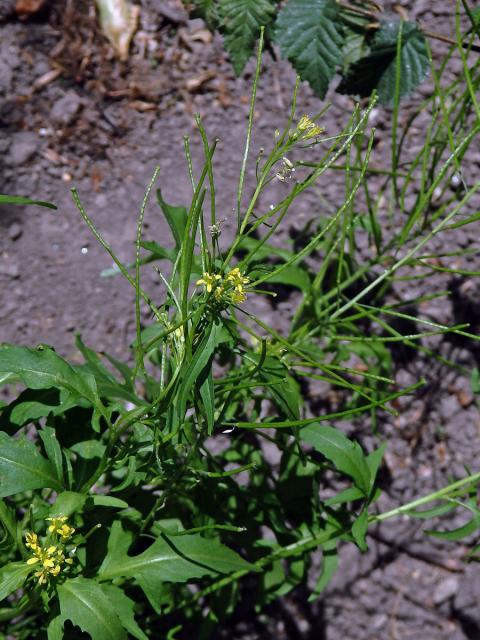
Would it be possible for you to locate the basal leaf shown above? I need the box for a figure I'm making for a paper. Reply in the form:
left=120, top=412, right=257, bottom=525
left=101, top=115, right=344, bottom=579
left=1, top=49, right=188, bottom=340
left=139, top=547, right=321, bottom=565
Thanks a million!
left=57, top=577, right=126, bottom=640
left=301, top=424, right=371, bottom=494
left=275, top=0, right=344, bottom=98
left=0, top=345, right=104, bottom=416
left=338, top=18, right=429, bottom=104
left=220, top=0, right=276, bottom=75
left=99, top=526, right=252, bottom=592
left=101, top=584, right=148, bottom=640
left=0, top=562, right=31, bottom=601
left=0, top=432, right=62, bottom=497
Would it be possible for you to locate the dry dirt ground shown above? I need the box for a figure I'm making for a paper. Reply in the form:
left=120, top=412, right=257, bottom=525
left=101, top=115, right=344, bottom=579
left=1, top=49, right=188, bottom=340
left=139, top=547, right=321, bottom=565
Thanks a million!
left=1, top=1, right=480, bottom=639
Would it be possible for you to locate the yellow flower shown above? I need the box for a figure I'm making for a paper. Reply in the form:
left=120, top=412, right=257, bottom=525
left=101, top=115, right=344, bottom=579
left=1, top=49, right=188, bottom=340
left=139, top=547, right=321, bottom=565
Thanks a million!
left=25, top=519, right=76, bottom=586
left=226, top=268, right=249, bottom=289
left=296, top=114, right=324, bottom=139
left=25, top=532, right=40, bottom=551
left=196, top=272, right=222, bottom=293
left=46, top=516, right=75, bottom=540
left=231, top=289, right=247, bottom=304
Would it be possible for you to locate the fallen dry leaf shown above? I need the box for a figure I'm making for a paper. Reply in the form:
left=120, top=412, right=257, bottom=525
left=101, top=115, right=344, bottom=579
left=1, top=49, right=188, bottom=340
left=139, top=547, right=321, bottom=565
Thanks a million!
left=15, top=0, right=48, bottom=16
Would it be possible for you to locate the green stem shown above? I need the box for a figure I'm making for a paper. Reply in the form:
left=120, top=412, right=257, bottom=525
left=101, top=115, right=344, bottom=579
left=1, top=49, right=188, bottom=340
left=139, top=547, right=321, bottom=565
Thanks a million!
left=372, top=471, right=480, bottom=523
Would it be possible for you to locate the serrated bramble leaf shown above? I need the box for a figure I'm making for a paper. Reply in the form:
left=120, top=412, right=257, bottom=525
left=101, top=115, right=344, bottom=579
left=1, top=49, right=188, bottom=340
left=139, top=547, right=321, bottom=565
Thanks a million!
left=301, top=424, right=371, bottom=494
left=0, top=432, right=62, bottom=497
left=56, top=577, right=126, bottom=640
left=338, top=18, right=429, bottom=104
left=220, top=0, right=276, bottom=75
left=275, top=0, right=344, bottom=98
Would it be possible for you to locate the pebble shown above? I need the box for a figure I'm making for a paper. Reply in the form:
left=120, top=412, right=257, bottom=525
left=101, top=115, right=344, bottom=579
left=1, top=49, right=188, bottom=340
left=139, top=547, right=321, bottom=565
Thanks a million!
left=0, top=262, right=20, bottom=278
left=8, top=222, right=22, bottom=241
left=50, top=91, right=82, bottom=126
left=433, top=577, right=459, bottom=605
left=9, top=132, right=38, bottom=166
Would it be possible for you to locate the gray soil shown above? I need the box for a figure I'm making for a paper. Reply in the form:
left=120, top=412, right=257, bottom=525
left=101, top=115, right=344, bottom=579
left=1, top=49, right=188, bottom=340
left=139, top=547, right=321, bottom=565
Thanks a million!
left=1, top=1, right=480, bottom=639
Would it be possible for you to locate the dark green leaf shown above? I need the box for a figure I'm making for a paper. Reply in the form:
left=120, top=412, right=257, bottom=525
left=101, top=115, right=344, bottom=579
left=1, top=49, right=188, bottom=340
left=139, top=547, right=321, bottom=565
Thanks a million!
left=56, top=577, right=127, bottom=640
left=425, top=514, right=480, bottom=540
left=220, top=0, right=276, bottom=75
left=338, top=18, right=429, bottom=104
left=177, top=322, right=219, bottom=423
left=99, top=526, right=252, bottom=590
left=308, top=541, right=338, bottom=601
left=301, top=424, right=371, bottom=494
left=352, top=510, right=369, bottom=551
left=0, top=562, right=31, bottom=601
left=275, top=0, right=344, bottom=98
left=38, top=426, right=64, bottom=485
left=101, top=585, right=148, bottom=640
left=0, top=345, right=104, bottom=416
left=157, top=190, right=188, bottom=250
left=0, top=432, right=62, bottom=497
left=0, top=194, right=56, bottom=209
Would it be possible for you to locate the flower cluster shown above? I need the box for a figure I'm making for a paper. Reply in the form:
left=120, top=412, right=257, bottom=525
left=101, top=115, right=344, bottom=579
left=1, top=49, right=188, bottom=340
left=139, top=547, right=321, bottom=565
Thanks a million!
left=196, top=267, right=250, bottom=305
left=25, top=516, right=75, bottom=586
left=295, top=115, right=324, bottom=140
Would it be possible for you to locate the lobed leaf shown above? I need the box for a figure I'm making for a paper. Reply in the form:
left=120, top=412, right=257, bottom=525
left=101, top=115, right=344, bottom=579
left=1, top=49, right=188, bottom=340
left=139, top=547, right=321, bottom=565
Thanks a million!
left=0, top=432, right=63, bottom=497
left=56, top=577, right=127, bottom=640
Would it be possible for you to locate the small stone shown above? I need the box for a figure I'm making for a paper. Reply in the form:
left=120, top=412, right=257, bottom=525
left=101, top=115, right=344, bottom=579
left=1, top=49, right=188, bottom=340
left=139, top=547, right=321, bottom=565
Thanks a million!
left=8, top=222, right=22, bottom=240
left=0, top=262, right=20, bottom=278
left=9, top=132, right=38, bottom=166
left=433, top=577, right=459, bottom=605
left=50, top=91, right=82, bottom=126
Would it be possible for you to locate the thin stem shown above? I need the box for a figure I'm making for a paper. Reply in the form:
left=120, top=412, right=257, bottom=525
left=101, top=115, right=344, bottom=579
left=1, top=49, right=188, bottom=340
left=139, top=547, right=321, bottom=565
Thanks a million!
left=237, top=27, right=264, bottom=231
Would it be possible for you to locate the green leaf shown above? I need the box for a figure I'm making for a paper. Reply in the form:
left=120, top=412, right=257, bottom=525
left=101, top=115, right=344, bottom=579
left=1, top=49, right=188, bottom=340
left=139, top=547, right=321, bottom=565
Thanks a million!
left=275, top=0, right=344, bottom=98
left=351, top=510, right=369, bottom=551
left=56, top=577, right=127, bottom=640
left=75, top=335, right=140, bottom=404
left=260, top=265, right=311, bottom=294
left=308, top=541, right=338, bottom=601
left=220, top=0, right=276, bottom=75
left=51, top=491, right=87, bottom=517
left=301, top=424, right=371, bottom=495
left=324, top=485, right=364, bottom=506
left=0, top=194, right=57, bottom=209
left=338, top=18, right=429, bottom=104
left=157, top=190, right=188, bottom=250
left=177, top=322, right=219, bottom=424
left=0, top=562, right=31, bottom=601
left=0, top=345, right=105, bottom=416
left=425, top=514, right=480, bottom=541
left=99, top=526, right=252, bottom=591
left=38, top=426, right=64, bottom=485
left=101, top=585, right=148, bottom=640
left=0, top=432, right=62, bottom=497
left=366, top=443, right=385, bottom=492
